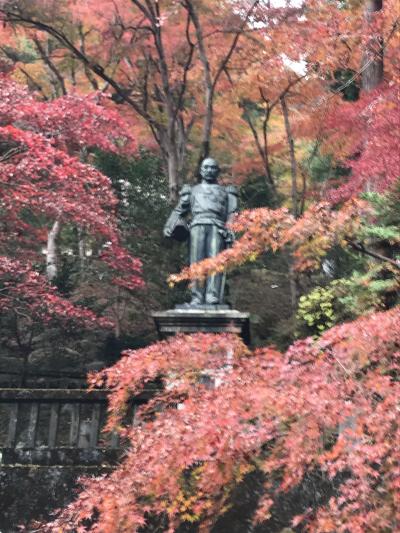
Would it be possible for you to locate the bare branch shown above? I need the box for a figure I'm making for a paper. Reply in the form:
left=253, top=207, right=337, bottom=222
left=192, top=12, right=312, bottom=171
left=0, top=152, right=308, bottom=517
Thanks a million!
left=20, top=67, right=48, bottom=99
left=183, top=0, right=260, bottom=168
left=241, top=101, right=276, bottom=199
left=211, top=1, right=260, bottom=95
left=33, top=37, right=67, bottom=96
left=78, top=25, right=99, bottom=90
left=0, top=146, right=27, bottom=163
left=345, top=239, right=400, bottom=270
left=2, top=10, right=158, bottom=126
left=174, top=11, right=195, bottom=120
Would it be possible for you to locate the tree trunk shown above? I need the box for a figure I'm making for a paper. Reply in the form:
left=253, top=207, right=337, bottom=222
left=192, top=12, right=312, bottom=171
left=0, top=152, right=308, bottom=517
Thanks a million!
left=78, top=227, right=86, bottom=272
left=362, top=0, right=383, bottom=193
left=167, top=149, right=180, bottom=202
left=46, top=219, right=61, bottom=281
left=288, top=259, right=298, bottom=315
left=183, top=0, right=214, bottom=174
left=184, top=0, right=260, bottom=176
left=280, top=95, right=299, bottom=218
left=242, top=103, right=277, bottom=203
left=362, top=0, right=383, bottom=92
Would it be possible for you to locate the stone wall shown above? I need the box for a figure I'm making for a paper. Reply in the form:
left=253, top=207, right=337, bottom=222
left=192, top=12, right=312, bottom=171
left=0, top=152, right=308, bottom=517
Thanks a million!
left=0, top=465, right=111, bottom=532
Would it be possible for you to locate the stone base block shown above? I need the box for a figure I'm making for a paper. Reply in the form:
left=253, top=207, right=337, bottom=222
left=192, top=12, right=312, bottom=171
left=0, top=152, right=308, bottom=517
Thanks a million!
left=174, top=304, right=230, bottom=310
left=152, top=308, right=250, bottom=344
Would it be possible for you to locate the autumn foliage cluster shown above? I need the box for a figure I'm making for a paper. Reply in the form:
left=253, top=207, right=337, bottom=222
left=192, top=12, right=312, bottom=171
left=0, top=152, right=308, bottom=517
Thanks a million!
left=43, top=307, right=400, bottom=532
left=0, top=63, right=143, bottom=332
left=0, top=0, right=399, bottom=531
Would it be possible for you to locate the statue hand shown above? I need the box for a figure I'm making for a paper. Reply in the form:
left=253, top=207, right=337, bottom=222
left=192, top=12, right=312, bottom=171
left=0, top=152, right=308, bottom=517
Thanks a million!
left=225, top=229, right=235, bottom=245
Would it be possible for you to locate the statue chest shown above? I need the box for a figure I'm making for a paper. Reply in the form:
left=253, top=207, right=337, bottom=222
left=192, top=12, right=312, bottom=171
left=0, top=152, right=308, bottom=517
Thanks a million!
left=191, top=185, right=227, bottom=214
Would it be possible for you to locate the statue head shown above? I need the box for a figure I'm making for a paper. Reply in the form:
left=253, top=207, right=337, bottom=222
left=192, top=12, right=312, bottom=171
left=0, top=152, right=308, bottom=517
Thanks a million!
left=200, top=158, right=220, bottom=183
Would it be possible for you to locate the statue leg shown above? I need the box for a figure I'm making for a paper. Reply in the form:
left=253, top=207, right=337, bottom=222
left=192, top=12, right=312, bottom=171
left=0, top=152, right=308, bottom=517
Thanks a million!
left=190, top=225, right=207, bottom=304
left=205, top=225, right=225, bottom=304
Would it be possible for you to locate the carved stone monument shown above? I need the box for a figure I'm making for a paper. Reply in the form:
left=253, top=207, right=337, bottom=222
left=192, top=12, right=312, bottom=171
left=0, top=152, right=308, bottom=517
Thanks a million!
left=153, top=157, right=250, bottom=343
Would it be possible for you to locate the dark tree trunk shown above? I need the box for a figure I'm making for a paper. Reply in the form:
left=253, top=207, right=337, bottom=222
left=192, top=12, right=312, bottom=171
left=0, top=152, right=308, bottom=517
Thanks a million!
left=362, top=0, right=384, bottom=92
left=280, top=95, right=298, bottom=218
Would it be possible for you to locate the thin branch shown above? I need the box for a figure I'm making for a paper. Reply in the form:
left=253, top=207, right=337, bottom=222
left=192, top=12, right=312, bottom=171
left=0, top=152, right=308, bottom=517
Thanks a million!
left=130, top=0, right=153, bottom=21
left=241, top=102, right=276, bottom=198
left=265, top=74, right=306, bottom=111
left=183, top=0, right=260, bottom=168
left=182, top=0, right=213, bottom=164
left=33, top=37, right=67, bottom=96
left=78, top=25, right=99, bottom=90
left=174, top=11, right=195, bottom=120
left=132, top=0, right=175, bottom=133
left=211, top=0, right=260, bottom=95
left=3, top=11, right=157, bottom=125
left=345, top=239, right=400, bottom=270
left=0, top=146, right=26, bottom=162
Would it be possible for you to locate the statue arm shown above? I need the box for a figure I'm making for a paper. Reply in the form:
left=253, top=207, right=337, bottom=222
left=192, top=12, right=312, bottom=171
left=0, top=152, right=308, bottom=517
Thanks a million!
left=225, top=185, right=239, bottom=245
left=226, top=184, right=239, bottom=223
left=175, top=184, right=191, bottom=216
left=163, top=185, right=191, bottom=238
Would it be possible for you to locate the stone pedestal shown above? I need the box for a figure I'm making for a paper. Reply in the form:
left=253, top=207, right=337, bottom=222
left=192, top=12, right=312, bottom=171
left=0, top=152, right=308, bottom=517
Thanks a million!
left=152, top=308, right=250, bottom=345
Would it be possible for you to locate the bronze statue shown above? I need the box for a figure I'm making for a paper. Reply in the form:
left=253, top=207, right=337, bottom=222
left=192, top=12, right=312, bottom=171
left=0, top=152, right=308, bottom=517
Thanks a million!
left=164, top=158, right=238, bottom=307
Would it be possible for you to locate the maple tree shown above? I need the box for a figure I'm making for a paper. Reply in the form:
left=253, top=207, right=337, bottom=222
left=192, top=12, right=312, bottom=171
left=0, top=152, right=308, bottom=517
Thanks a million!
left=39, top=304, right=399, bottom=532
left=242, top=0, right=397, bottom=200
left=167, top=0, right=400, bottom=286
left=0, top=0, right=267, bottom=198
left=0, top=61, right=143, bottom=374
left=1, top=0, right=397, bottom=202
left=326, top=83, right=399, bottom=202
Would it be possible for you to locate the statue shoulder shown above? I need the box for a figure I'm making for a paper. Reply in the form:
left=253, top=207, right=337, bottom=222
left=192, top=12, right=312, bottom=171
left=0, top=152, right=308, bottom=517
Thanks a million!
left=225, top=184, right=239, bottom=196
left=179, top=184, right=192, bottom=197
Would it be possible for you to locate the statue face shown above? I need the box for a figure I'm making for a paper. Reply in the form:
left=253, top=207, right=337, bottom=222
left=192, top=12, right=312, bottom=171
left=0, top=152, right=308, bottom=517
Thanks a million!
left=200, top=158, right=220, bottom=182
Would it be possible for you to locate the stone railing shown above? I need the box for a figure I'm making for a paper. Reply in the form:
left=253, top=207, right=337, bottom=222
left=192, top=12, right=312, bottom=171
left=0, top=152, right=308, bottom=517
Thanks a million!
left=0, top=388, right=148, bottom=466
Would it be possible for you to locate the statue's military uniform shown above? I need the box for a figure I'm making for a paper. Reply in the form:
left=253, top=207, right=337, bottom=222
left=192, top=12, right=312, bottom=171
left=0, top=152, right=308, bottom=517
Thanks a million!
left=164, top=182, right=238, bottom=304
